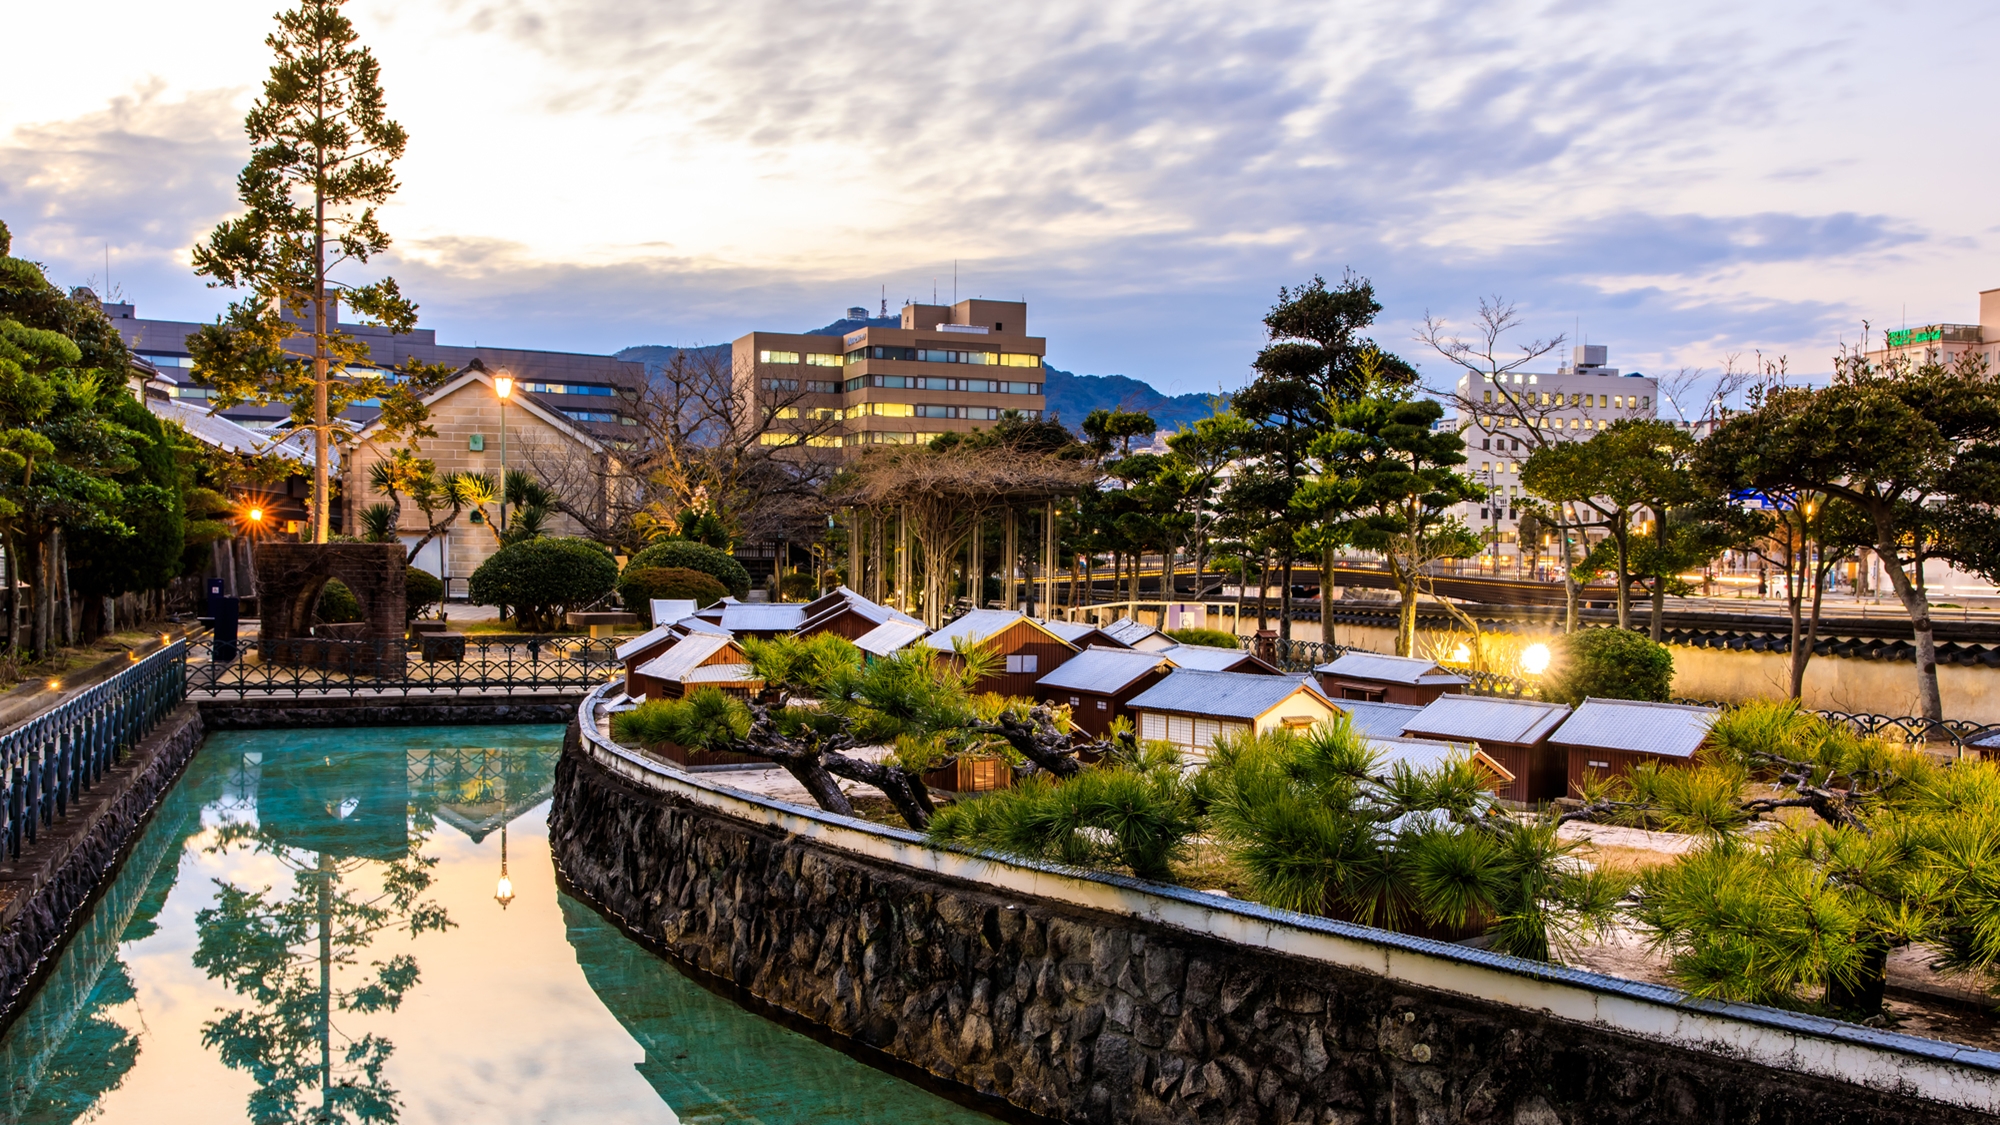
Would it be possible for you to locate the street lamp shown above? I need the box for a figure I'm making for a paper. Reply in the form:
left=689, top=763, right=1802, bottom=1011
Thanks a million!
left=494, top=823, right=515, bottom=909
left=493, top=371, right=514, bottom=534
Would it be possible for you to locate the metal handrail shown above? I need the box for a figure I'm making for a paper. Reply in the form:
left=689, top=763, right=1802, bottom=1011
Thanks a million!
left=184, top=635, right=622, bottom=698
left=0, top=641, right=187, bottom=858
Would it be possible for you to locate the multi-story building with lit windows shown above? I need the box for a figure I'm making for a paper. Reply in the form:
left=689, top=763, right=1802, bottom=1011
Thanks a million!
left=733, top=299, right=1046, bottom=453
left=1864, top=286, right=2000, bottom=370
left=1450, top=345, right=1658, bottom=568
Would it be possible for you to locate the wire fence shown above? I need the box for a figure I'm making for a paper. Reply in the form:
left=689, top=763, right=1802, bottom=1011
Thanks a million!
left=184, top=636, right=622, bottom=698
left=0, top=641, right=187, bottom=859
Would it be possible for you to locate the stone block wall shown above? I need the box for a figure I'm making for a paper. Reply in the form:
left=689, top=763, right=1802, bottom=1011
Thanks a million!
left=256, top=542, right=405, bottom=675
left=549, top=732, right=1998, bottom=1125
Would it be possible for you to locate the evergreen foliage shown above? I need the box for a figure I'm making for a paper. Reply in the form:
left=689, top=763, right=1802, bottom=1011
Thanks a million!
left=467, top=536, right=617, bottom=632
left=619, top=566, right=727, bottom=618
left=927, top=748, right=1198, bottom=881
left=1543, top=628, right=1674, bottom=704
left=1163, top=626, right=1240, bottom=649
left=625, top=539, right=751, bottom=599
left=403, top=566, right=442, bottom=621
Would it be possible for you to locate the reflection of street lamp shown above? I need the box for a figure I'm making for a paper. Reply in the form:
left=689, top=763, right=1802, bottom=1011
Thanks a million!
left=494, top=823, right=515, bottom=909
left=493, top=372, right=514, bottom=534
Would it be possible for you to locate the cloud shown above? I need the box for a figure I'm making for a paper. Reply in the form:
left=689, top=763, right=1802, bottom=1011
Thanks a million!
left=4, top=0, right=1990, bottom=395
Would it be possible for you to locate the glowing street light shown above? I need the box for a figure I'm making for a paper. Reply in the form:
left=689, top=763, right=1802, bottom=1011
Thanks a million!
left=494, top=823, right=515, bottom=909
left=493, top=371, right=514, bottom=534
left=247, top=506, right=264, bottom=524
left=1521, top=643, right=1552, bottom=676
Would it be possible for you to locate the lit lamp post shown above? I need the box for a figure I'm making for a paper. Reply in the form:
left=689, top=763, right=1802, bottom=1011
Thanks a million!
left=493, top=371, right=514, bottom=534
left=493, top=823, right=515, bottom=910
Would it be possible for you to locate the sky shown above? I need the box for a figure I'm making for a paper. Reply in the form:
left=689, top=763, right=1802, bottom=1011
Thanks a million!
left=4, top=0, right=1997, bottom=408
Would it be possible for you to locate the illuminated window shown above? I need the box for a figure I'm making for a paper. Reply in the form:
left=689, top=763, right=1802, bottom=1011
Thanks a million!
left=758, top=350, right=801, bottom=364
left=769, top=407, right=799, bottom=420
left=805, top=353, right=842, bottom=367
left=998, top=353, right=1040, bottom=368
left=806, top=434, right=843, bottom=448
left=1483, top=390, right=1493, bottom=404
left=759, top=432, right=792, bottom=446
left=1614, top=395, right=1625, bottom=408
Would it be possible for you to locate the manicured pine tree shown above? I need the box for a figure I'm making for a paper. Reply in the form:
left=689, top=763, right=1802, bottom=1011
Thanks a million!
left=192, top=0, right=446, bottom=543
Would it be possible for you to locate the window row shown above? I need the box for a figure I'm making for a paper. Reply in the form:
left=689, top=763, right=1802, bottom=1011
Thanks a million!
left=842, top=375, right=1041, bottom=395
left=562, top=410, right=636, bottom=425
left=1479, top=414, right=1615, bottom=432
left=761, top=378, right=841, bottom=394
left=520, top=381, right=617, bottom=396
left=1480, top=390, right=1650, bottom=410
left=842, top=345, right=1040, bottom=368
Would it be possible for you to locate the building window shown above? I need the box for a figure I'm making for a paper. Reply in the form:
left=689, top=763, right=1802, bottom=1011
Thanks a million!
left=762, top=378, right=799, bottom=392
left=1068, top=695, right=1081, bottom=706
left=1005, top=654, right=1038, bottom=674
left=805, top=353, right=842, bottom=367
left=519, top=382, right=615, bottom=396
left=804, top=380, right=839, bottom=394
left=759, top=350, right=801, bottom=364
left=998, top=353, right=1039, bottom=368
left=1096, top=700, right=1108, bottom=710
left=563, top=410, right=623, bottom=423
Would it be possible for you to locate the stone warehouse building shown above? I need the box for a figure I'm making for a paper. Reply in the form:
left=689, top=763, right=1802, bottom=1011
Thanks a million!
left=343, top=363, right=616, bottom=586
left=733, top=298, right=1047, bottom=453
left=1452, top=345, right=1658, bottom=569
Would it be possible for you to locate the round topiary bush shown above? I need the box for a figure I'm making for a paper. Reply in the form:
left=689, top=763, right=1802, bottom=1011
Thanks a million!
left=619, top=566, right=728, bottom=620
left=624, top=539, right=750, bottom=599
left=468, top=536, right=619, bottom=632
left=314, top=578, right=361, bottom=624
left=1543, top=627, right=1674, bottom=704
left=405, top=566, right=444, bottom=622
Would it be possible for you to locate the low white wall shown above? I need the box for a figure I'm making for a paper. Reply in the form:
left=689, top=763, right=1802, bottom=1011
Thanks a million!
left=574, top=684, right=2000, bottom=1114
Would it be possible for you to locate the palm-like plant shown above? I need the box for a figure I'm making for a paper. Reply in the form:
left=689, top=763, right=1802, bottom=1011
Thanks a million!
left=927, top=745, right=1198, bottom=881
left=357, top=502, right=398, bottom=544
left=1202, top=721, right=1627, bottom=960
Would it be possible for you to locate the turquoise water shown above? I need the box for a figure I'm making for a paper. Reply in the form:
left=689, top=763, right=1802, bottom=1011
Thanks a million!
left=0, top=726, right=1001, bottom=1124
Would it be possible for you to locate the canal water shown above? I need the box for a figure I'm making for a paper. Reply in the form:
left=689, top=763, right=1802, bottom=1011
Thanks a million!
left=0, top=726, right=1001, bottom=1124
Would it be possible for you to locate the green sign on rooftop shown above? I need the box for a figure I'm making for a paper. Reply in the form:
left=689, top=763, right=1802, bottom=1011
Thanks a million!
left=1886, top=326, right=1943, bottom=348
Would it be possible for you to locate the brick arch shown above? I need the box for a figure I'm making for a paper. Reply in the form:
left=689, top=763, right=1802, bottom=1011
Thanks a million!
left=255, top=543, right=406, bottom=675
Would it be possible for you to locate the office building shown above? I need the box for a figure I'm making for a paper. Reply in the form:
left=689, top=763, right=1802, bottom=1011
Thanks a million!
left=103, top=300, right=646, bottom=440
left=1450, top=345, right=1658, bottom=565
left=733, top=299, right=1047, bottom=453
left=1864, top=287, right=2000, bottom=370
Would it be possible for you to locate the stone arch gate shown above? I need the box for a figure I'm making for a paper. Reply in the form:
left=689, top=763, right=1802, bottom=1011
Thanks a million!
left=255, top=543, right=406, bottom=675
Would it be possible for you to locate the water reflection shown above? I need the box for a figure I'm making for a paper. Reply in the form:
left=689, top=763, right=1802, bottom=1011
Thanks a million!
left=0, top=727, right=998, bottom=1125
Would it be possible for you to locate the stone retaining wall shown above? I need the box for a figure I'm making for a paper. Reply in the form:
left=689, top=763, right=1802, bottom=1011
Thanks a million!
left=197, top=692, right=580, bottom=729
left=552, top=702, right=2000, bottom=1125
left=0, top=704, right=203, bottom=1033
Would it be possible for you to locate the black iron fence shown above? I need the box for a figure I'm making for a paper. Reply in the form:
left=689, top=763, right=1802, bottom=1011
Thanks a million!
left=184, top=635, right=622, bottom=698
left=0, top=641, right=187, bottom=858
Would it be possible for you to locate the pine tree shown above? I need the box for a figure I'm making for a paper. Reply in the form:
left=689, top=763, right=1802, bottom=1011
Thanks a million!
left=192, top=0, right=443, bottom=542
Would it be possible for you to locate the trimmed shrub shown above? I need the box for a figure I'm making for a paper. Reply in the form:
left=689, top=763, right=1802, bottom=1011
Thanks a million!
left=611, top=687, right=750, bottom=752
left=625, top=539, right=751, bottom=599
left=1544, top=627, right=1674, bottom=704
left=405, top=566, right=444, bottom=622
left=314, top=579, right=361, bottom=624
left=619, top=566, right=727, bottom=621
left=1164, top=626, right=1241, bottom=649
left=468, top=536, right=619, bottom=632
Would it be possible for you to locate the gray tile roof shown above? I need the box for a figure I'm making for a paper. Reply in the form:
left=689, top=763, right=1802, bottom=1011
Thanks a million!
left=1158, top=643, right=1260, bottom=672
left=1368, top=735, right=1467, bottom=774
left=648, top=599, right=698, bottom=626
left=709, top=603, right=810, bottom=633
left=1128, top=670, right=1330, bottom=721
left=1100, top=617, right=1161, bottom=648
left=1401, top=694, right=1571, bottom=745
left=854, top=619, right=928, bottom=657
left=682, top=663, right=761, bottom=685
left=1313, top=651, right=1470, bottom=687
left=614, top=623, right=679, bottom=662
left=798, top=587, right=920, bottom=634
left=1035, top=647, right=1171, bottom=694
left=635, top=633, right=737, bottom=683
left=1341, top=699, right=1426, bottom=739
left=1042, top=620, right=1111, bottom=646
left=1549, top=697, right=1718, bottom=759
left=922, top=609, right=1071, bottom=652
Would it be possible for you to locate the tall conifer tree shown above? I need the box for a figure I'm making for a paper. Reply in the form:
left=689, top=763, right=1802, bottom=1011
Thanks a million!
left=193, top=0, right=441, bottom=542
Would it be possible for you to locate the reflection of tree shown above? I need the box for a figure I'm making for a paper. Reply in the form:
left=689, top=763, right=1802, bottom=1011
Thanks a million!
left=193, top=818, right=451, bottom=1123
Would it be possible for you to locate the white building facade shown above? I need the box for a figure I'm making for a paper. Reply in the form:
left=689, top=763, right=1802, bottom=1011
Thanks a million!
left=1451, top=346, right=1658, bottom=569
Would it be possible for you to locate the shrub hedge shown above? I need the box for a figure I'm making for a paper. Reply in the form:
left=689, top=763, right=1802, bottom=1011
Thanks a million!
left=1544, top=627, right=1674, bottom=704
left=619, top=566, right=728, bottom=621
left=468, top=536, right=619, bottom=632
left=624, top=539, right=750, bottom=599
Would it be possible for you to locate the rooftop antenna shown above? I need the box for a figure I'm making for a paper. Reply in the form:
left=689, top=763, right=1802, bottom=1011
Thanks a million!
left=880, top=285, right=887, bottom=318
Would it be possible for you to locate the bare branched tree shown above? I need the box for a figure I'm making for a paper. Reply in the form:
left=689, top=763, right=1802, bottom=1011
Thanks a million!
left=834, top=442, right=1097, bottom=627
left=521, top=345, right=842, bottom=552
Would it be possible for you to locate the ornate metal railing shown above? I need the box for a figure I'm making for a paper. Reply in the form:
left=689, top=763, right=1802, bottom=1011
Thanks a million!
left=0, top=641, right=187, bottom=858
left=184, top=636, right=622, bottom=698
